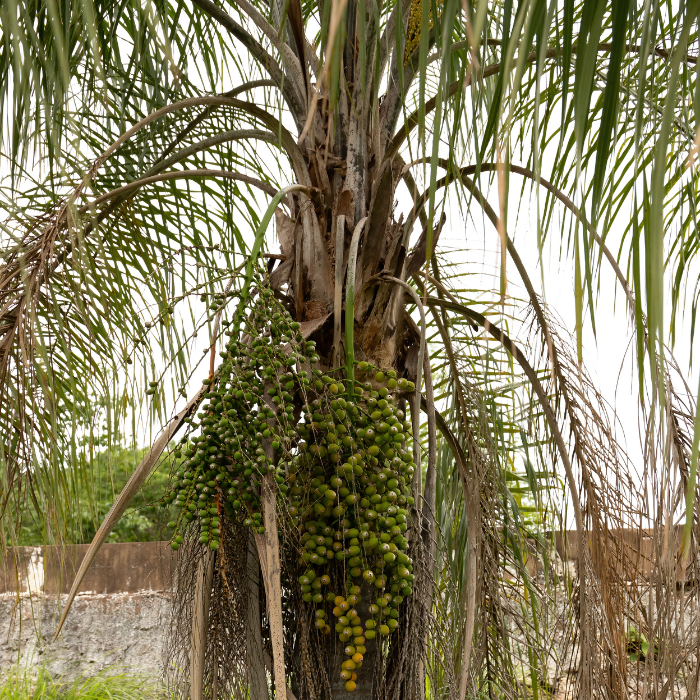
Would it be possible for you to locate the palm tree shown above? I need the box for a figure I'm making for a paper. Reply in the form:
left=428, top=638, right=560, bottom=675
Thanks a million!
left=2, top=0, right=700, bottom=698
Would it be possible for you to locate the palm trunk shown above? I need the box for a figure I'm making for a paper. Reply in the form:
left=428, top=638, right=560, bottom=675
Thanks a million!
left=186, top=4, right=438, bottom=697
left=276, top=110, right=436, bottom=700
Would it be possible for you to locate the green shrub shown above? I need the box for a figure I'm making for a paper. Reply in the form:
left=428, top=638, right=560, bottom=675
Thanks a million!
left=0, top=665, right=163, bottom=700
left=14, top=446, right=178, bottom=546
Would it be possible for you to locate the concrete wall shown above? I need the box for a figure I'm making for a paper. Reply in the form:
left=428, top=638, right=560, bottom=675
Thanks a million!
left=1, top=590, right=169, bottom=677
left=1, top=542, right=176, bottom=678
left=3, top=529, right=692, bottom=597
left=554, top=526, right=697, bottom=582
left=1, top=532, right=694, bottom=680
left=1, top=541, right=177, bottom=595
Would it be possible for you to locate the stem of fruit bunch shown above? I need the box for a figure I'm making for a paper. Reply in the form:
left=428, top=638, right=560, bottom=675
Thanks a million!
left=210, top=277, right=238, bottom=377
left=200, top=185, right=307, bottom=700
left=190, top=550, right=215, bottom=700
left=232, top=184, right=312, bottom=336
left=333, top=215, right=346, bottom=368
left=369, top=274, right=425, bottom=406
left=345, top=217, right=369, bottom=396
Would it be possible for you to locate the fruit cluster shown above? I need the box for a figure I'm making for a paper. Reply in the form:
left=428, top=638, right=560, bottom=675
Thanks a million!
left=161, top=275, right=418, bottom=693
left=290, top=374, right=418, bottom=690
left=163, top=283, right=314, bottom=548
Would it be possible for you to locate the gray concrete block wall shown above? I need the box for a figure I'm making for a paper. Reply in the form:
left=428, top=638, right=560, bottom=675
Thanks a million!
left=1, top=542, right=177, bottom=678
left=2, top=532, right=694, bottom=682
left=1, top=591, right=169, bottom=677
left=1, top=541, right=177, bottom=596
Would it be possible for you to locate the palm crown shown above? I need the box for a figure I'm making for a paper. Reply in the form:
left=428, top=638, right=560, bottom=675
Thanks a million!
left=2, top=1, right=700, bottom=698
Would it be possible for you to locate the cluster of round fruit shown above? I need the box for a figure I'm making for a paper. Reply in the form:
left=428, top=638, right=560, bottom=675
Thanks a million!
left=161, top=284, right=318, bottom=550
left=287, top=369, right=418, bottom=691
left=158, top=272, right=419, bottom=694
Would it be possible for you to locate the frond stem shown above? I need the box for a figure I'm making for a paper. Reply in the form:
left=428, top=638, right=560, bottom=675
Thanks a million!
left=52, top=388, right=206, bottom=641
left=155, top=80, right=278, bottom=165
left=367, top=273, right=426, bottom=419
left=410, top=159, right=637, bottom=317
left=333, top=215, right=346, bottom=368
left=191, top=0, right=306, bottom=123
left=386, top=42, right=695, bottom=162
left=78, top=169, right=285, bottom=214
left=228, top=0, right=307, bottom=92
left=422, top=293, right=586, bottom=554
left=153, top=128, right=278, bottom=176
left=420, top=392, right=479, bottom=697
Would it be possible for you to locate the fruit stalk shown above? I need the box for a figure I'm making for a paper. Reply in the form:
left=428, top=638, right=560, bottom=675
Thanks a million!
left=345, top=217, right=369, bottom=397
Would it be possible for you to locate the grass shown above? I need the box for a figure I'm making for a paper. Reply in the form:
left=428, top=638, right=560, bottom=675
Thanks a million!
left=0, top=665, right=163, bottom=700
